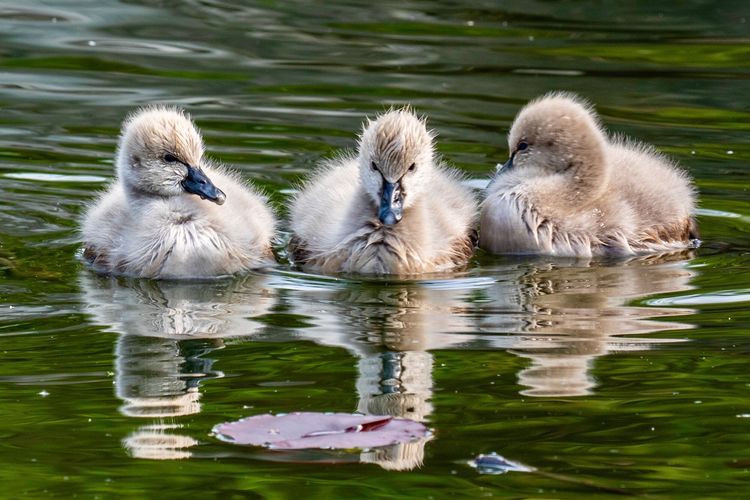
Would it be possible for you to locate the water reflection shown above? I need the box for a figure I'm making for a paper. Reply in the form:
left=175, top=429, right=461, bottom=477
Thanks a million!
left=286, top=252, right=697, bottom=406
left=285, top=283, right=464, bottom=471
left=78, top=251, right=696, bottom=468
left=79, top=273, right=276, bottom=460
left=478, top=254, right=697, bottom=397
left=355, top=351, right=434, bottom=470
left=267, top=254, right=696, bottom=468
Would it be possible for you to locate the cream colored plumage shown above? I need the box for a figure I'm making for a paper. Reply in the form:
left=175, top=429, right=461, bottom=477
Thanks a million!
left=81, top=106, right=275, bottom=278
left=480, top=92, right=698, bottom=257
left=289, top=108, right=477, bottom=275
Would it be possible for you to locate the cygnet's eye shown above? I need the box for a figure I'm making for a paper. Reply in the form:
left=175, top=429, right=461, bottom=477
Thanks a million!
left=164, top=153, right=178, bottom=163
left=516, top=141, right=529, bottom=152
left=371, top=161, right=379, bottom=171
left=408, top=163, right=416, bottom=172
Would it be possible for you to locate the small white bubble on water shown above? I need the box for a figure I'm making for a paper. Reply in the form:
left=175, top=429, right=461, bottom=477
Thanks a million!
left=694, top=400, right=702, bottom=404
left=466, top=20, right=474, bottom=26
left=88, top=40, right=96, bottom=47
left=727, top=150, right=734, bottom=155
left=38, top=390, right=49, bottom=397
left=737, top=414, right=750, bottom=418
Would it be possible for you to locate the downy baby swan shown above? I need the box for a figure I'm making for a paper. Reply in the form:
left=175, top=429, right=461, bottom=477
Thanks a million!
left=289, top=108, right=477, bottom=275
left=81, top=106, right=275, bottom=278
left=480, top=93, right=698, bottom=257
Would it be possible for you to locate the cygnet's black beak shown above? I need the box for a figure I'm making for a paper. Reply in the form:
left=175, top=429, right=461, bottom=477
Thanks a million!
left=182, top=165, right=226, bottom=205
left=378, top=180, right=403, bottom=226
left=500, top=154, right=514, bottom=172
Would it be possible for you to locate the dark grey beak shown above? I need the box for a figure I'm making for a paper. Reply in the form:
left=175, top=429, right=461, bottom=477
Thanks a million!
left=500, top=154, right=514, bottom=172
left=378, top=180, right=403, bottom=226
left=182, top=165, right=226, bottom=205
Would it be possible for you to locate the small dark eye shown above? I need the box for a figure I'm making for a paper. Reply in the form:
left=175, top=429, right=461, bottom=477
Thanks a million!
left=408, top=163, right=416, bottom=172
left=371, top=161, right=378, bottom=171
left=517, top=141, right=529, bottom=152
left=164, top=153, right=178, bottom=163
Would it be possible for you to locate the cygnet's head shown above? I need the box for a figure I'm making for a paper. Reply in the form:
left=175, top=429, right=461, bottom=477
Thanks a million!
left=502, top=93, right=608, bottom=195
left=357, top=108, right=435, bottom=226
left=116, top=106, right=225, bottom=204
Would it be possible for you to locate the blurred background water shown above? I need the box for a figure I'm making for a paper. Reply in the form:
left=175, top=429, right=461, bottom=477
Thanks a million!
left=0, top=0, right=749, bottom=496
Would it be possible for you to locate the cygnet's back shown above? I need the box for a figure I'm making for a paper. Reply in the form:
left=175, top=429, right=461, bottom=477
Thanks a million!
left=480, top=93, right=697, bottom=257
left=81, top=106, right=275, bottom=278
left=290, top=108, right=477, bottom=275
left=607, top=139, right=696, bottom=246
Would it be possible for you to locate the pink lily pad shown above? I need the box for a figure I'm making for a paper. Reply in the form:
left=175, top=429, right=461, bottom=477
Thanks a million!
left=213, top=412, right=430, bottom=450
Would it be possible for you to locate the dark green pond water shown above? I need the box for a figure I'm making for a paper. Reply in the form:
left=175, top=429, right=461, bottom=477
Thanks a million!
left=1, top=1, right=749, bottom=497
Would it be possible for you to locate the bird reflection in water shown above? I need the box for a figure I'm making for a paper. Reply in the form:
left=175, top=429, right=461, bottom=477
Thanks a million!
left=287, top=251, right=697, bottom=469
left=476, top=252, right=697, bottom=397
left=79, top=250, right=696, bottom=468
left=287, top=280, right=480, bottom=471
left=79, top=273, right=276, bottom=460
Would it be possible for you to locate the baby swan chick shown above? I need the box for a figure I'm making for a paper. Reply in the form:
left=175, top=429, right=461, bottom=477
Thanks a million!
left=480, top=93, right=698, bottom=257
left=289, top=108, right=477, bottom=275
left=81, top=106, right=275, bottom=278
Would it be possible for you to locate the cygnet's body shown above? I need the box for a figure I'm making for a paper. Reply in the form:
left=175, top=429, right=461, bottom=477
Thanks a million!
left=480, top=93, right=698, bottom=257
left=289, top=108, right=477, bottom=275
left=81, top=107, right=275, bottom=278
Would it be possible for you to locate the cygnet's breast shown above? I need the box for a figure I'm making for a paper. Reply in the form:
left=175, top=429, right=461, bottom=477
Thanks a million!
left=333, top=219, right=422, bottom=274
left=480, top=193, right=542, bottom=254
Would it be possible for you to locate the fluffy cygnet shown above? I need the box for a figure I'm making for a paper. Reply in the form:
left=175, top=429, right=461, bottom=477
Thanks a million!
left=81, top=106, right=275, bottom=278
left=289, top=108, right=477, bottom=275
left=480, top=92, right=698, bottom=257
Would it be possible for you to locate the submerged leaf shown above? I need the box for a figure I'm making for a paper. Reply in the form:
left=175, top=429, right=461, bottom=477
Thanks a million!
left=213, top=412, right=429, bottom=450
left=468, top=452, right=534, bottom=475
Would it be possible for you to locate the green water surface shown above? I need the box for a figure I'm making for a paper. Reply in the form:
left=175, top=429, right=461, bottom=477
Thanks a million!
left=1, top=1, right=749, bottom=497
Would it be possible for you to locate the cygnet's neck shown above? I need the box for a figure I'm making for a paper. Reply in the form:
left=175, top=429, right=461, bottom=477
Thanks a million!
left=121, top=181, right=172, bottom=208
left=559, top=157, right=608, bottom=206
left=116, top=164, right=172, bottom=205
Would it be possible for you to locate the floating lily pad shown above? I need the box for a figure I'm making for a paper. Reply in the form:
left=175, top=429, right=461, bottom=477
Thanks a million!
left=213, top=412, right=429, bottom=450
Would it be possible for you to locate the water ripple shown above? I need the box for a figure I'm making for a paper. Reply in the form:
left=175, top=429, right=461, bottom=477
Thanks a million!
left=648, top=289, right=750, bottom=307
left=4, top=172, right=107, bottom=183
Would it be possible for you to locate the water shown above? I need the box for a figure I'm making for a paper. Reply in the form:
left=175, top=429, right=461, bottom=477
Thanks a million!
left=1, top=0, right=749, bottom=496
